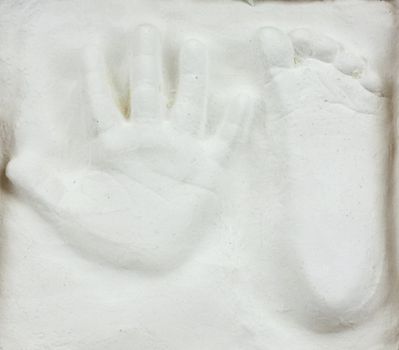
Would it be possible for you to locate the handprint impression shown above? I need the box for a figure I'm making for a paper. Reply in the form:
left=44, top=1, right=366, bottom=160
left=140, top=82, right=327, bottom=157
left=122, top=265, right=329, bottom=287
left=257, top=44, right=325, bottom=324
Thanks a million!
left=6, top=25, right=252, bottom=271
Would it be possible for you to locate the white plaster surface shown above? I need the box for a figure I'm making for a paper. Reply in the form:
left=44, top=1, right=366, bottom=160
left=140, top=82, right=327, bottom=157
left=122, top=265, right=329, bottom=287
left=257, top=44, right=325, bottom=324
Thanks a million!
left=0, top=0, right=398, bottom=349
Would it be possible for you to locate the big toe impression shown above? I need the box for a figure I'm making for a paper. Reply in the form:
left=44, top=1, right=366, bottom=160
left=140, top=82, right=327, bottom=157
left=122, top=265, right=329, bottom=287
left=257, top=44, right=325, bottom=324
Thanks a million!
left=258, top=27, right=295, bottom=71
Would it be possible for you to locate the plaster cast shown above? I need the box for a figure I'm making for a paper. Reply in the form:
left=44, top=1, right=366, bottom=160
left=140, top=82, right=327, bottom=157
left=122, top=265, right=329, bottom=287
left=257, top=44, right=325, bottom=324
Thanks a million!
left=0, top=1, right=398, bottom=349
